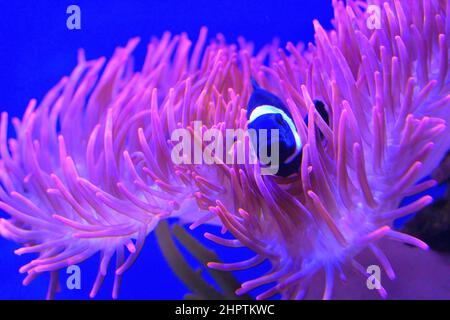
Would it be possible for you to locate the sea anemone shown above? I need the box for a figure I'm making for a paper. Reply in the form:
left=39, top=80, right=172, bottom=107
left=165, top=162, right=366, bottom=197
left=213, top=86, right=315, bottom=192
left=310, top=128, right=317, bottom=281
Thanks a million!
left=0, top=29, right=230, bottom=298
left=0, top=0, right=448, bottom=300
left=0, top=25, right=282, bottom=298
left=203, top=0, right=450, bottom=299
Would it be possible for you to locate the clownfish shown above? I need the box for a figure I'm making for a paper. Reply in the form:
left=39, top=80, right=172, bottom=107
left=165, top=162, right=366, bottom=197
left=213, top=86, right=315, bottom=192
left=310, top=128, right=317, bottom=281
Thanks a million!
left=247, top=79, right=329, bottom=177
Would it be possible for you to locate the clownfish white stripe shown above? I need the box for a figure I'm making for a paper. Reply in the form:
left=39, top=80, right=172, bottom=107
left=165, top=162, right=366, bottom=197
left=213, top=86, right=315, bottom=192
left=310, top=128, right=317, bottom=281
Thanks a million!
left=248, top=104, right=302, bottom=164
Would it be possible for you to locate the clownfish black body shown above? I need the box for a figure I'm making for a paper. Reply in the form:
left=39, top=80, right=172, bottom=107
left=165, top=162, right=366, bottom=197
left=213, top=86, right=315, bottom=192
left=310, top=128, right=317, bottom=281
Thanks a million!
left=247, top=79, right=329, bottom=177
